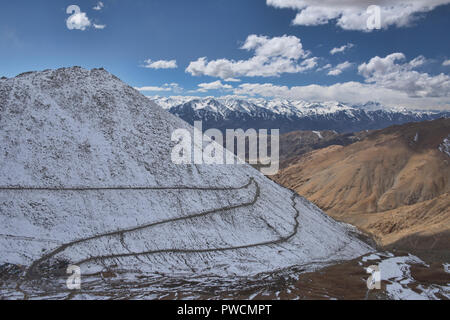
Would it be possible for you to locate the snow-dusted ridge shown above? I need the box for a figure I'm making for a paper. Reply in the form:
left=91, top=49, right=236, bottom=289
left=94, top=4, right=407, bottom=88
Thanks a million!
left=150, top=96, right=449, bottom=133
left=150, top=96, right=445, bottom=117
left=0, top=67, right=373, bottom=298
left=152, top=95, right=360, bottom=117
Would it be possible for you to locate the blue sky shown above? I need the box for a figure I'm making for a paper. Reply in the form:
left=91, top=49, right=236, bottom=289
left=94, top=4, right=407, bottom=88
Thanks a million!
left=1, top=0, right=450, bottom=109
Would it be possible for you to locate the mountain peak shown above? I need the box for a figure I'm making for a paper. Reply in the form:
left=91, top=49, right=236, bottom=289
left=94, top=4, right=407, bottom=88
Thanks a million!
left=0, top=68, right=372, bottom=298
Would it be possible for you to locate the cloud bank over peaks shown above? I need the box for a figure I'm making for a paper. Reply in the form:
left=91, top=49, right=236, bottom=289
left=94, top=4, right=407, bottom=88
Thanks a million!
left=358, top=53, right=450, bottom=98
left=231, top=53, right=450, bottom=109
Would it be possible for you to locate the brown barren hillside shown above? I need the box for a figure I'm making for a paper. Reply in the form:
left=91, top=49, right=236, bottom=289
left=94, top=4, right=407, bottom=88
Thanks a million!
left=274, top=118, right=450, bottom=251
left=278, top=130, right=372, bottom=169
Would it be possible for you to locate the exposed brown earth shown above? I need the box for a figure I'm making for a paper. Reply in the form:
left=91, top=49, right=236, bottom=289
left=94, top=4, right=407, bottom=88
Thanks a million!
left=236, top=129, right=371, bottom=169
left=278, top=130, right=372, bottom=169
left=274, top=118, right=450, bottom=251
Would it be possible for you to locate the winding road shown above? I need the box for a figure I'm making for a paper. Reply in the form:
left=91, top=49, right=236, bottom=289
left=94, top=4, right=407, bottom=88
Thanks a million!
left=5, top=177, right=301, bottom=299
left=22, top=178, right=258, bottom=279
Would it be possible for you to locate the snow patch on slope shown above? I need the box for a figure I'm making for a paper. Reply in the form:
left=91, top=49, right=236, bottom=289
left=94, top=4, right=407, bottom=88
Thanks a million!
left=361, top=254, right=450, bottom=300
left=312, top=131, right=323, bottom=139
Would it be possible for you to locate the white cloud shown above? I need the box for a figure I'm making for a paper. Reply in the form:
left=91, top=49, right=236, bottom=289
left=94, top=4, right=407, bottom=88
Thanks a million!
left=195, top=81, right=233, bottom=93
left=330, top=43, right=354, bottom=55
left=93, top=24, right=106, bottom=29
left=443, top=60, right=450, bottom=66
left=199, top=81, right=233, bottom=91
left=328, top=61, right=353, bottom=76
left=233, top=81, right=450, bottom=109
left=93, top=2, right=104, bottom=11
left=241, top=34, right=306, bottom=59
left=358, top=53, right=450, bottom=98
left=135, top=83, right=182, bottom=93
left=267, top=0, right=450, bottom=31
left=186, top=34, right=318, bottom=79
left=317, top=63, right=332, bottom=72
left=66, top=6, right=91, bottom=31
left=143, top=59, right=178, bottom=69
left=224, top=78, right=241, bottom=82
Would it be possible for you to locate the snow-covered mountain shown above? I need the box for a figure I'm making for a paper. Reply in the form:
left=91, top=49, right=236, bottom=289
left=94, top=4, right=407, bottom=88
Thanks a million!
left=150, top=96, right=450, bottom=133
left=0, top=67, right=373, bottom=299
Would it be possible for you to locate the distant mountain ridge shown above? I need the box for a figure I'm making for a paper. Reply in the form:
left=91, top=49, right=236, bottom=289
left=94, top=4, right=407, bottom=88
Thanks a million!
left=150, top=96, right=450, bottom=133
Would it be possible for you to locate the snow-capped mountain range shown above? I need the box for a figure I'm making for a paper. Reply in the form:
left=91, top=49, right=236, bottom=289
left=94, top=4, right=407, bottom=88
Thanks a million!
left=150, top=96, right=450, bottom=133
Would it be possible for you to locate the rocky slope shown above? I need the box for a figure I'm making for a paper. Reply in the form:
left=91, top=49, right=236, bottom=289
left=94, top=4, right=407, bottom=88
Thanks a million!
left=274, top=119, right=450, bottom=251
left=0, top=67, right=373, bottom=299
